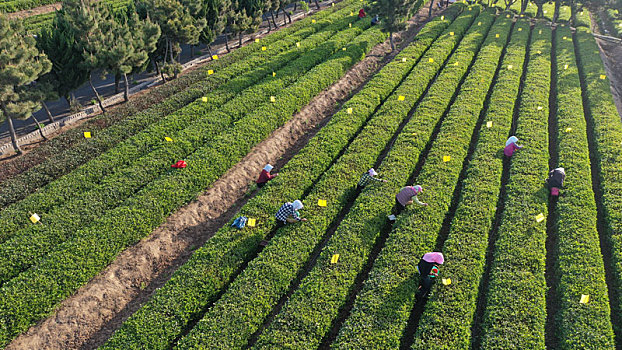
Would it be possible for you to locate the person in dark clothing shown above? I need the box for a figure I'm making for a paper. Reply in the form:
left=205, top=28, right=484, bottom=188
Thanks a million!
left=371, top=15, right=379, bottom=25
left=257, top=164, right=278, bottom=188
left=546, top=167, right=566, bottom=196
left=415, top=252, right=444, bottom=300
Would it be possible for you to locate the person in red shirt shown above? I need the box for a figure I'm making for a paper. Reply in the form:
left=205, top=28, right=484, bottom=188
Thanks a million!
left=358, top=8, right=366, bottom=19
left=257, top=164, right=278, bottom=188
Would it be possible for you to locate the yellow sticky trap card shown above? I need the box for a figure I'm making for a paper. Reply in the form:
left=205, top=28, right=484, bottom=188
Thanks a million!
left=270, top=96, right=276, bottom=102
left=443, top=155, right=451, bottom=162
left=478, top=21, right=482, bottom=26
left=212, top=55, right=219, bottom=60
left=535, top=213, right=545, bottom=223
left=342, top=47, right=347, bottom=51
left=347, top=108, right=353, bottom=114
left=564, top=64, right=569, bottom=70
left=350, top=11, right=354, bottom=16
left=539, top=30, right=542, bottom=34
left=312, top=19, right=316, bottom=23
left=255, top=38, right=260, bottom=43
left=563, top=36, right=567, bottom=40
left=208, top=69, right=214, bottom=75
left=84, top=132, right=91, bottom=138
left=507, top=65, right=513, bottom=70
left=486, top=121, right=493, bottom=128
left=518, top=27, right=523, bottom=31
left=442, top=278, right=451, bottom=285
left=262, top=46, right=267, bottom=51
left=349, top=23, right=352, bottom=28
left=495, top=33, right=500, bottom=38
left=318, top=199, right=327, bottom=207
left=332, top=2, right=334, bottom=5
left=331, top=254, right=340, bottom=264
left=402, top=57, right=407, bottom=62
left=164, top=136, right=173, bottom=142
left=247, top=218, right=256, bottom=227
left=537, top=50, right=542, bottom=54
left=296, top=42, right=301, bottom=47
left=428, top=58, right=434, bottom=63
left=580, top=294, right=590, bottom=304
left=468, top=6, right=472, bottom=10
left=506, top=14, right=510, bottom=18
left=29, top=213, right=41, bottom=224
left=202, top=97, right=208, bottom=102
left=398, top=95, right=405, bottom=101
left=537, top=106, right=543, bottom=111
left=565, top=127, right=572, bottom=133
left=272, top=72, right=276, bottom=77
left=449, top=31, right=454, bottom=36
left=600, top=74, right=606, bottom=80
left=441, top=15, right=445, bottom=20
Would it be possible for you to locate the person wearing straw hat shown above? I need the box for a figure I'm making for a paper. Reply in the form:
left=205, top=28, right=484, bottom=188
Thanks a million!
left=394, top=185, right=428, bottom=214
left=275, top=200, right=307, bottom=227
left=546, top=167, right=566, bottom=197
left=257, top=164, right=278, bottom=188
left=357, top=168, right=387, bottom=191
left=416, top=252, right=444, bottom=300
left=504, top=136, right=523, bottom=157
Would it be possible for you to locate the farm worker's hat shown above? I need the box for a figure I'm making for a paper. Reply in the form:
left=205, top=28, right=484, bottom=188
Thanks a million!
left=264, top=164, right=274, bottom=172
left=292, top=200, right=304, bottom=210
left=551, top=187, right=560, bottom=196
left=505, top=136, right=519, bottom=147
left=422, top=252, right=444, bottom=264
left=368, top=168, right=378, bottom=176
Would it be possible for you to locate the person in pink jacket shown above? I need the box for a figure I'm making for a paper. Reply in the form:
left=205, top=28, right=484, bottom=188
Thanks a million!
left=504, top=136, right=523, bottom=157
left=391, top=185, right=428, bottom=219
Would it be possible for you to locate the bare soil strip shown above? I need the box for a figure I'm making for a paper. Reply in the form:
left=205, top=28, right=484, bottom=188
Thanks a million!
left=589, top=13, right=622, bottom=119
left=4, top=12, right=428, bottom=350
left=5, top=3, right=61, bottom=19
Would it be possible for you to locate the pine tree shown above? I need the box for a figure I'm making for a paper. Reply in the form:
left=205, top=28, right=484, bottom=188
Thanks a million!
left=0, top=15, right=52, bottom=154
left=60, top=0, right=110, bottom=112
left=89, top=8, right=161, bottom=101
left=36, top=8, right=89, bottom=109
left=368, top=0, right=413, bottom=50
left=145, top=0, right=206, bottom=79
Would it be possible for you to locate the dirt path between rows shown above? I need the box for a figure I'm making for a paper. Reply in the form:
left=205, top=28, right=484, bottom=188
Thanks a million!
left=5, top=5, right=440, bottom=350
left=5, top=2, right=61, bottom=19
left=589, top=13, right=622, bottom=120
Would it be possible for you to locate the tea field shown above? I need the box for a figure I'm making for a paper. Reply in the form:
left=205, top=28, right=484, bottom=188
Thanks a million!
left=0, top=0, right=621, bottom=348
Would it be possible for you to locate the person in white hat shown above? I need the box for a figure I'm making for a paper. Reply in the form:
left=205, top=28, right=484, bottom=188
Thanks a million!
left=357, top=168, right=387, bottom=191
left=275, top=200, right=307, bottom=226
left=257, top=164, right=278, bottom=188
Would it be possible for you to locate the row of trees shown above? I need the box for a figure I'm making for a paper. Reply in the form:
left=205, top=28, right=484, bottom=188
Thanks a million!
left=0, top=0, right=320, bottom=154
